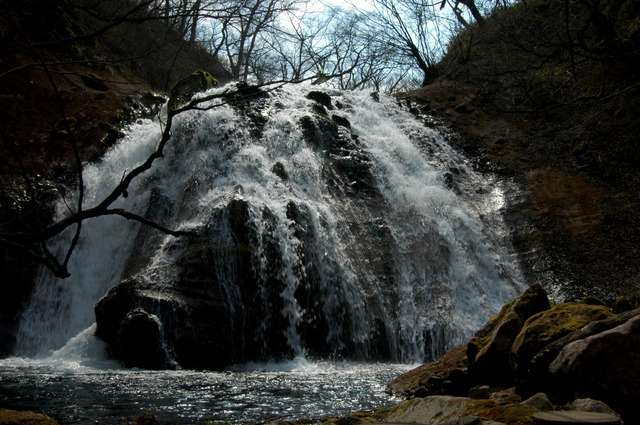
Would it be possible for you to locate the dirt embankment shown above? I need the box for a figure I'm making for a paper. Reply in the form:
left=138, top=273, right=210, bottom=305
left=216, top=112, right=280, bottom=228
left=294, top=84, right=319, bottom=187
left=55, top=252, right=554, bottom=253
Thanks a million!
left=398, top=77, right=639, bottom=302
left=396, top=0, right=640, bottom=303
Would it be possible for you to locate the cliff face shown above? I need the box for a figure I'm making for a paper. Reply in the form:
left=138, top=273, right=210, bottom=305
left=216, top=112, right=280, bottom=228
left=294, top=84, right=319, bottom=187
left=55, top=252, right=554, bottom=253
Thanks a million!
left=398, top=0, right=640, bottom=303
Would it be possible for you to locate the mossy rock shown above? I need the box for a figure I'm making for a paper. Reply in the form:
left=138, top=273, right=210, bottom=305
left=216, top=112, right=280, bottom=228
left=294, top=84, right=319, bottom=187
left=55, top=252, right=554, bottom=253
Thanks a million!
left=467, top=284, right=551, bottom=386
left=0, top=409, right=59, bottom=425
left=168, top=70, right=219, bottom=112
left=580, top=296, right=607, bottom=306
left=386, top=345, right=468, bottom=398
left=511, top=302, right=614, bottom=375
left=613, top=296, right=634, bottom=314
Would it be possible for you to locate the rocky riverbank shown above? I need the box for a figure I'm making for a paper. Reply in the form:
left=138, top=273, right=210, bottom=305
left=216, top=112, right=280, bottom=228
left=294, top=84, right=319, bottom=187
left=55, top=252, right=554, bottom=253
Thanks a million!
left=385, top=284, right=639, bottom=424
left=3, top=284, right=637, bottom=425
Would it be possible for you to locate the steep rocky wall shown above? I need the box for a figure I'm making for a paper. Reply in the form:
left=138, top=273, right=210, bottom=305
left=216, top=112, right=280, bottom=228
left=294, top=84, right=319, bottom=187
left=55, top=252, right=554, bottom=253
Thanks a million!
left=397, top=82, right=640, bottom=303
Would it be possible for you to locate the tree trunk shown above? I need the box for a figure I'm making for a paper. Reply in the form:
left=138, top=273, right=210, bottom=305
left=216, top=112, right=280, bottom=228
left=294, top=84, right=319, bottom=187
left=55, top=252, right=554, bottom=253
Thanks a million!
left=458, top=0, right=485, bottom=26
left=189, top=0, right=201, bottom=43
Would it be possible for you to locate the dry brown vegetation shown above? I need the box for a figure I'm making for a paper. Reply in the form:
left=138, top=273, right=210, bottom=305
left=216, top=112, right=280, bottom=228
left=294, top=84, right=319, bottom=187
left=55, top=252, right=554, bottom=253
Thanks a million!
left=401, top=0, right=640, bottom=301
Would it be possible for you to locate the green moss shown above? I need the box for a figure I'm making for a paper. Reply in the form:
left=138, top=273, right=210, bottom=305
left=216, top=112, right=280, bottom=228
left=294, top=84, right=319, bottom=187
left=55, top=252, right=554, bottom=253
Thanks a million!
left=580, top=296, right=607, bottom=306
left=613, top=296, right=634, bottom=313
left=168, top=70, right=219, bottom=112
left=511, top=302, right=614, bottom=369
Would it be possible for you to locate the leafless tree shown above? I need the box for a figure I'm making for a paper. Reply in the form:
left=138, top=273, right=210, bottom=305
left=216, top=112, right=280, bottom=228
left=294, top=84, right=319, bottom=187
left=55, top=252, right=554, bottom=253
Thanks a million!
left=361, top=0, right=449, bottom=86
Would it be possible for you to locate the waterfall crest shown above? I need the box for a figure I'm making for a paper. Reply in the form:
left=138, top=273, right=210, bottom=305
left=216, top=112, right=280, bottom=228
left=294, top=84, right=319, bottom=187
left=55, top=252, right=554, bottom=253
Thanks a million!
left=15, top=83, right=524, bottom=367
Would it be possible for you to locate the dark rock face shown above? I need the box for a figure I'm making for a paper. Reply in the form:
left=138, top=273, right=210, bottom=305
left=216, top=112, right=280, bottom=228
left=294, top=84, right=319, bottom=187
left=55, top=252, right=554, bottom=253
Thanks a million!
left=386, top=346, right=469, bottom=398
left=117, top=309, right=172, bottom=369
left=467, top=284, right=551, bottom=385
left=96, top=198, right=274, bottom=369
left=298, top=112, right=377, bottom=199
left=93, top=91, right=398, bottom=370
left=0, top=196, right=55, bottom=357
left=95, top=194, right=390, bottom=369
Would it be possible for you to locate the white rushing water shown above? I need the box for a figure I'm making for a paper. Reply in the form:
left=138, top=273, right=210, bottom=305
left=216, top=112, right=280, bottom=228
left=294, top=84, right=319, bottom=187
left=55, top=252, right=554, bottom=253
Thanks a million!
left=15, top=82, right=523, bottom=360
left=3, top=82, right=524, bottom=422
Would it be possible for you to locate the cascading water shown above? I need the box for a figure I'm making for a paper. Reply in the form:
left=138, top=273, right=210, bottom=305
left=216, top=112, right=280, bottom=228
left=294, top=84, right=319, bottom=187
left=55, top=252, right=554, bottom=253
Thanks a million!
left=15, top=83, right=523, bottom=364
left=2, top=82, right=525, bottom=423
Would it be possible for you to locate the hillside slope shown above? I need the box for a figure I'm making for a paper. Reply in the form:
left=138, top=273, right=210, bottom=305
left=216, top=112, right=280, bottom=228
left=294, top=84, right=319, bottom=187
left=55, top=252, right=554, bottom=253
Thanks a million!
left=400, top=0, right=640, bottom=301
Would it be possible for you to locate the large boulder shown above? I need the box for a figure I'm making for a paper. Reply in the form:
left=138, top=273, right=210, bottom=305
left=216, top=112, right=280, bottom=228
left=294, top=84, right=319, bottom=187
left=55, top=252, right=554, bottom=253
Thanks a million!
left=519, top=307, right=640, bottom=395
left=95, top=198, right=277, bottom=369
left=116, top=309, right=172, bottom=369
left=0, top=409, right=58, bottom=425
left=548, top=313, right=640, bottom=423
left=467, top=284, right=551, bottom=385
left=95, top=196, right=392, bottom=369
left=510, top=303, right=614, bottom=377
left=386, top=346, right=469, bottom=398
left=569, top=399, right=620, bottom=418
left=531, top=411, right=621, bottom=425
left=385, top=396, right=539, bottom=425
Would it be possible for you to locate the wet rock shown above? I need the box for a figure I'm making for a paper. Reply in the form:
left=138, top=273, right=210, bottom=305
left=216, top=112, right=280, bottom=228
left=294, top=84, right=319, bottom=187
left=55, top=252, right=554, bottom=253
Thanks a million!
left=271, top=161, right=288, bottom=180
left=444, top=172, right=454, bottom=188
left=0, top=409, right=59, bottom=425
left=298, top=113, right=378, bottom=198
left=531, top=411, right=621, bottom=424
left=386, top=346, right=468, bottom=398
left=95, top=199, right=261, bottom=369
left=311, top=103, right=328, bottom=115
left=467, top=284, right=551, bottom=385
left=95, top=194, right=392, bottom=369
left=510, top=303, right=614, bottom=377
left=332, top=114, right=351, bottom=128
left=306, top=91, right=332, bottom=109
left=118, top=309, right=172, bottom=370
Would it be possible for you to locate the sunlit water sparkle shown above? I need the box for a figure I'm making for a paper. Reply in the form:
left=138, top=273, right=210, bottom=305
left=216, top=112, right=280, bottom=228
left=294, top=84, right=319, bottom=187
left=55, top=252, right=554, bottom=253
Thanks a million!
left=0, top=356, right=411, bottom=425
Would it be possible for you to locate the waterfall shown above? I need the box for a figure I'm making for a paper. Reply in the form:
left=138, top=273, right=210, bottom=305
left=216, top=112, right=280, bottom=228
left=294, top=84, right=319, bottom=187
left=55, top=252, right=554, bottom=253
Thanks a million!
left=14, top=83, right=524, bottom=366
